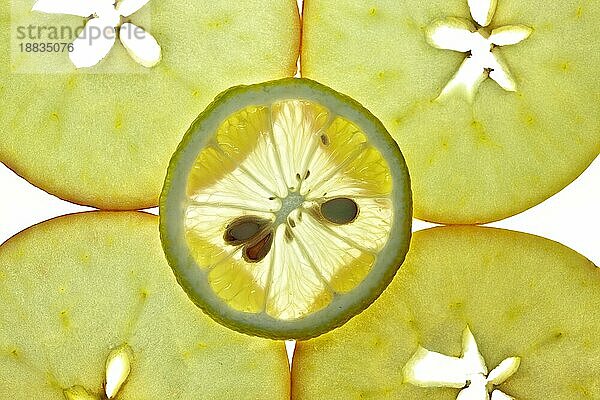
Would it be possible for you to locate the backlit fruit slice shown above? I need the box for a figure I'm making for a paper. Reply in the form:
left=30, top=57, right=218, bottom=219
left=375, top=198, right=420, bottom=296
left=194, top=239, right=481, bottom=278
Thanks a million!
left=0, top=212, right=289, bottom=399
left=292, top=226, right=600, bottom=400
left=302, top=0, right=600, bottom=224
left=160, top=78, right=412, bottom=340
left=0, top=1, right=299, bottom=210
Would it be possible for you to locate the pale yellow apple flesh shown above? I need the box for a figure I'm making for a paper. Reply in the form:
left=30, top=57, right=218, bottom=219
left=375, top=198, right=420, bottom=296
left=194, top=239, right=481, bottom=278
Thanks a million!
left=302, top=0, right=600, bottom=224
left=0, top=212, right=289, bottom=399
left=0, top=0, right=300, bottom=210
left=292, top=226, right=600, bottom=399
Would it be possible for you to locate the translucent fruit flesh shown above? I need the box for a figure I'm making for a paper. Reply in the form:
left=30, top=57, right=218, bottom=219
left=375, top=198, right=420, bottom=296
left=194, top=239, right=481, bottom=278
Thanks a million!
left=292, top=226, right=600, bottom=399
left=185, top=102, right=394, bottom=319
left=301, top=0, right=600, bottom=224
left=0, top=212, right=289, bottom=399
left=160, top=78, right=412, bottom=340
left=0, top=0, right=300, bottom=209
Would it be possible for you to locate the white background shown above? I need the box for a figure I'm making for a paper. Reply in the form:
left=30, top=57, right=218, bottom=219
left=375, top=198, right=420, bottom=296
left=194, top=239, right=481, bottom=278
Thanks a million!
left=1, top=0, right=598, bottom=367
left=1, top=158, right=598, bottom=264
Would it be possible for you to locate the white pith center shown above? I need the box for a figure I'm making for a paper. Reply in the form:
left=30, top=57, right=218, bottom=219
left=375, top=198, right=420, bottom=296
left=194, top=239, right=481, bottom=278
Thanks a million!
left=275, top=191, right=306, bottom=226
left=31, top=0, right=162, bottom=68
left=403, top=327, right=521, bottom=400
left=426, top=0, right=532, bottom=101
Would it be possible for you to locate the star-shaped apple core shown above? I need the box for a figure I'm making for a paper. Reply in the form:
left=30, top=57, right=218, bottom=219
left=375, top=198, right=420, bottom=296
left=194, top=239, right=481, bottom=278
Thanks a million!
left=63, top=344, right=133, bottom=400
left=403, top=326, right=521, bottom=400
left=426, top=0, right=532, bottom=101
left=32, top=0, right=162, bottom=69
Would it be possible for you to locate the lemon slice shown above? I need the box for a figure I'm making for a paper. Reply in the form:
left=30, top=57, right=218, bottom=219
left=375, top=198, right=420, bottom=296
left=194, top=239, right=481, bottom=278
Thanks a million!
left=160, top=78, right=412, bottom=340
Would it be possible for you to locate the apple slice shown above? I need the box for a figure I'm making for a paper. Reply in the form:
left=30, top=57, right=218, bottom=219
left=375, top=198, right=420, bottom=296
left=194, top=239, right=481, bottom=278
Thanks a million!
left=0, top=212, right=289, bottom=399
left=0, top=0, right=300, bottom=210
left=292, top=226, right=600, bottom=399
left=301, top=0, right=600, bottom=224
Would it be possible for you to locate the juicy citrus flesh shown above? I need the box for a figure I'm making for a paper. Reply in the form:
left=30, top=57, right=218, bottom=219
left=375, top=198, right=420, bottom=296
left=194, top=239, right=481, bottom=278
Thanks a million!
left=0, top=0, right=299, bottom=210
left=0, top=212, right=290, bottom=400
left=301, top=0, right=600, bottom=224
left=292, top=226, right=600, bottom=399
left=185, top=101, right=395, bottom=318
left=161, top=78, right=412, bottom=340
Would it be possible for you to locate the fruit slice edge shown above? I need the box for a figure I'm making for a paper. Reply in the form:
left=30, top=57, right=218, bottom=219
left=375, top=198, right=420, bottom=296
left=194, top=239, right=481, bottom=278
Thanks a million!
left=291, top=225, right=600, bottom=400
left=0, top=211, right=290, bottom=399
left=160, top=77, right=412, bottom=340
left=0, top=0, right=300, bottom=210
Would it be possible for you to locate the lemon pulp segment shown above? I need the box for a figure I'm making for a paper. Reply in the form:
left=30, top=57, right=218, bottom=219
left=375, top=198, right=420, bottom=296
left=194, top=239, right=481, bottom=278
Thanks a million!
left=161, top=78, right=412, bottom=339
left=185, top=100, right=394, bottom=318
